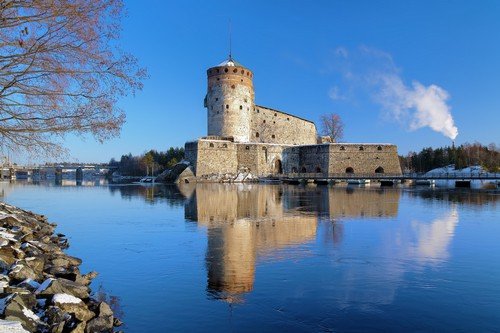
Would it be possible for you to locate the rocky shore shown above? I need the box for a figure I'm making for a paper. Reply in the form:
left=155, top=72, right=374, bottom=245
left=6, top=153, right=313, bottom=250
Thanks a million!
left=0, top=203, right=121, bottom=332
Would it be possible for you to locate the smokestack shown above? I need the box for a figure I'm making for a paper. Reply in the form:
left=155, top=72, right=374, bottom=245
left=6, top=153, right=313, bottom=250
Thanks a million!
left=452, top=141, right=455, bottom=149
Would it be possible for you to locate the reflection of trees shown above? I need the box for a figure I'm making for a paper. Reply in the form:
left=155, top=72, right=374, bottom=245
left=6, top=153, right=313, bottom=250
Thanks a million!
left=411, top=188, right=498, bottom=208
left=107, top=184, right=190, bottom=207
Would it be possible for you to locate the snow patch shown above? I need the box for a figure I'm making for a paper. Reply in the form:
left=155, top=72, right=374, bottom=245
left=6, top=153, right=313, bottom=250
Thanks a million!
left=0, top=319, right=30, bottom=333
left=52, top=293, right=82, bottom=305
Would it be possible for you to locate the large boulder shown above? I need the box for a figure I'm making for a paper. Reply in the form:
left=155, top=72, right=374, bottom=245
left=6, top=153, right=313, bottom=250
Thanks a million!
left=52, top=293, right=94, bottom=322
left=84, top=302, right=114, bottom=333
left=36, top=278, right=90, bottom=299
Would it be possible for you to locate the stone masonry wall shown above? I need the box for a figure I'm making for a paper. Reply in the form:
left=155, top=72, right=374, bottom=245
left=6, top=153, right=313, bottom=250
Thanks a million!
left=283, top=143, right=402, bottom=175
left=250, top=105, right=317, bottom=145
left=206, top=66, right=254, bottom=142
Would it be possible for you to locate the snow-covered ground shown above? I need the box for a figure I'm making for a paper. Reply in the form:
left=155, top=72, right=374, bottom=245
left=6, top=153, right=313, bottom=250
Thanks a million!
left=424, top=165, right=498, bottom=189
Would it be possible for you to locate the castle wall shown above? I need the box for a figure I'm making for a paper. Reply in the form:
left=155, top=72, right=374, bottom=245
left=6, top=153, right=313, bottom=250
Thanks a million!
left=185, top=139, right=238, bottom=177
left=250, top=105, right=317, bottom=145
left=284, top=144, right=402, bottom=175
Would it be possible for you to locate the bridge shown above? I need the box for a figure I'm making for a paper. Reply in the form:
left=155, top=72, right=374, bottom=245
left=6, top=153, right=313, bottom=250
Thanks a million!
left=0, top=164, right=116, bottom=180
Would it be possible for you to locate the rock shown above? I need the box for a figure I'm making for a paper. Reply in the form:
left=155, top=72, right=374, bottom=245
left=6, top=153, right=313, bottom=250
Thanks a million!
left=52, top=293, right=94, bottom=322
left=74, top=271, right=98, bottom=286
left=0, top=293, right=42, bottom=332
left=8, top=262, right=38, bottom=282
left=71, top=321, right=86, bottom=333
left=113, top=317, right=123, bottom=327
left=25, top=256, right=45, bottom=275
left=0, top=319, right=30, bottom=333
left=51, top=255, right=82, bottom=269
left=36, top=278, right=90, bottom=299
left=85, top=302, right=113, bottom=333
left=44, top=306, right=72, bottom=333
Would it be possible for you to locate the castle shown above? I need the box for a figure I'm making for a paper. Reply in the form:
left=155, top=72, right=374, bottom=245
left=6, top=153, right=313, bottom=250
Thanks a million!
left=183, top=56, right=402, bottom=181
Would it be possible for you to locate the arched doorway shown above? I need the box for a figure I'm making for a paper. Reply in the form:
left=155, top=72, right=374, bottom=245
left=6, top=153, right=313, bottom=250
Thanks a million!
left=345, top=167, right=354, bottom=174
left=273, top=159, right=283, bottom=175
left=375, top=166, right=384, bottom=174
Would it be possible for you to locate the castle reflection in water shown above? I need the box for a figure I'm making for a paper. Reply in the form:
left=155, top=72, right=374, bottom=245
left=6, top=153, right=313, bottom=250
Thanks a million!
left=183, top=184, right=401, bottom=301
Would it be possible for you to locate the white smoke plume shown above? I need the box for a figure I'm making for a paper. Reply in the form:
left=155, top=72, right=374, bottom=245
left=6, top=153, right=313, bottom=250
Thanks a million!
left=330, top=47, right=459, bottom=140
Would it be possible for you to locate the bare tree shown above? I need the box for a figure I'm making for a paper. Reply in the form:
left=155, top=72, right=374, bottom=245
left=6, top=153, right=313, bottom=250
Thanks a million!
left=0, top=0, right=146, bottom=157
left=320, top=113, right=344, bottom=142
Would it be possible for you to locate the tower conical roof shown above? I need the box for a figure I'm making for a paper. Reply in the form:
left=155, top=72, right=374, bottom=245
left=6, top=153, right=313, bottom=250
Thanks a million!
left=216, top=57, right=246, bottom=68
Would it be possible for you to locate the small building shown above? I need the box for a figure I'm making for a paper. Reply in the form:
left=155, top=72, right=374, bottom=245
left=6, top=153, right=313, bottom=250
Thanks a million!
left=185, top=56, right=402, bottom=181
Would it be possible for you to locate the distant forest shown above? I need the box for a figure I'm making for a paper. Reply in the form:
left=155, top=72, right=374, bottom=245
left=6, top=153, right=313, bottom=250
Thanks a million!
left=109, top=147, right=185, bottom=176
left=399, top=142, right=499, bottom=173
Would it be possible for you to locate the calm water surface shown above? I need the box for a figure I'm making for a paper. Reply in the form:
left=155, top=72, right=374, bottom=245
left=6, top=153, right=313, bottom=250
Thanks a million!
left=1, top=181, right=499, bottom=332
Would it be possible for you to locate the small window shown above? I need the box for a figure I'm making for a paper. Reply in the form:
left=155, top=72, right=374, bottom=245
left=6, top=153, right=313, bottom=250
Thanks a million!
left=287, top=117, right=290, bottom=121
left=245, top=146, right=250, bottom=150
left=241, top=79, right=243, bottom=82
left=217, top=111, right=219, bottom=114
left=256, top=132, right=260, bottom=137
left=215, top=98, right=218, bottom=101
left=377, top=146, right=382, bottom=151
left=359, top=146, right=364, bottom=151
left=231, top=85, right=235, bottom=89
left=209, top=143, right=214, bottom=147
left=241, top=69, right=244, bottom=74
left=340, top=146, right=345, bottom=150
left=222, top=143, right=227, bottom=148
left=239, top=105, right=242, bottom=110
left=316, top=166, right=322, bottom=173
left=274, top=113, right=277, bottom=116
left=226, top=104, right=229, bottom=109
left=246, top=71, right=250, bottom=76
left=271, top=134, right=276, bottom=139
left=262, top=147, right=266, bottom=150
left=263, top=120, right=266, bottom=123
left=301, top=167, right=307, bottom=173
left=244, top=98, right=247, bottom=103
left=224, top=68, right=228, bottom=73
left=233, top=68, right=237, bottom=73
left=256, top=109, right=260, bottom=113
left=346, top=167, right=354, bottom=173
left=273, top=121, right=276, bottom=124
left=217, top=78, right=220, bottom=81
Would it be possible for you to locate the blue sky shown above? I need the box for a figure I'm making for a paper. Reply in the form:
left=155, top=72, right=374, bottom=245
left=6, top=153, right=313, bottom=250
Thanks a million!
left=60, top=0, right=499, bottom=163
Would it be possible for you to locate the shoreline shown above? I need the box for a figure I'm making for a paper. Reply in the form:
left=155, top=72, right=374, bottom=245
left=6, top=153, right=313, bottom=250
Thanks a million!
left=0, top=202, right=121, bottom=333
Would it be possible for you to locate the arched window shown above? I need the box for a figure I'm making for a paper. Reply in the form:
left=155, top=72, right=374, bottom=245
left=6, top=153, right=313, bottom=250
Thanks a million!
left=256, top=132, right=260, bottom=137
left=316, top=166, right=322, bottom=173
left=271, top=134, right=276, bottom=139
left=209, top=143, right=214, bottom=147
left=359, top=146, right=364, bottom=151
left=346, top=167, right=354, bottom=174
left=226, top=104, right=229, bottom=109
left=224, top=68, right=228, bottom=73
left=375, top=166, right=384, bottom=174
left=377, top=146, right=382, bottom=151
left=233, top=68, right=237, bottom=73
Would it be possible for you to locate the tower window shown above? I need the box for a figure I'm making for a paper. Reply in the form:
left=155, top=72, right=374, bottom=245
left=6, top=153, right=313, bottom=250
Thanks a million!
left=287, top=117, right=290, bottom=121
left=241, top=79, right=243, bottom=82
left=226, top=104, right=229, bottom=109
left=256, top=132, right=260, bottom=137
left=263, top=120, right=266, bottom=123
left=245, top=146, right=250, bottom=150
left=233, top=68, right=237, bottom=73
left=274, top=113, right=277, bottom=116
left=209, top=143, right=214, bottom=147
left=359, top=146, right=364, bottom=151
left=224, top=68, right=228, bottom=73
left=240, top=105, right=242, bottom=110
left=272, top=134, right=276, bottom=139
left=241, top=69, right=244, bottom=74
left=377, top=146, right=382, bottom=151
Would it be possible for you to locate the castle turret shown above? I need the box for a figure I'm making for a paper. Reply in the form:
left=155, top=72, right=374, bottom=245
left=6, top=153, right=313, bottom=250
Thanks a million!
left=205, top=57, right=254, bottom=142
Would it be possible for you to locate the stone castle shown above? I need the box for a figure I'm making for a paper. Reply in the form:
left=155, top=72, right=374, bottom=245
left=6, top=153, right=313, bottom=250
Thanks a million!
left=183, top=56, right=402, bottom=181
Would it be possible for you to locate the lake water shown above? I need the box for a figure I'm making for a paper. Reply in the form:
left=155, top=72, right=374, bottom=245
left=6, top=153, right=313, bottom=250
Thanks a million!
left=1, top=181, right=499, bottom=332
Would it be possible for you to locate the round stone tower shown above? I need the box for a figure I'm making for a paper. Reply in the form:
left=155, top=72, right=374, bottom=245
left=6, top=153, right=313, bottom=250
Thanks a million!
left=205, top=57, right=254, bottom=142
